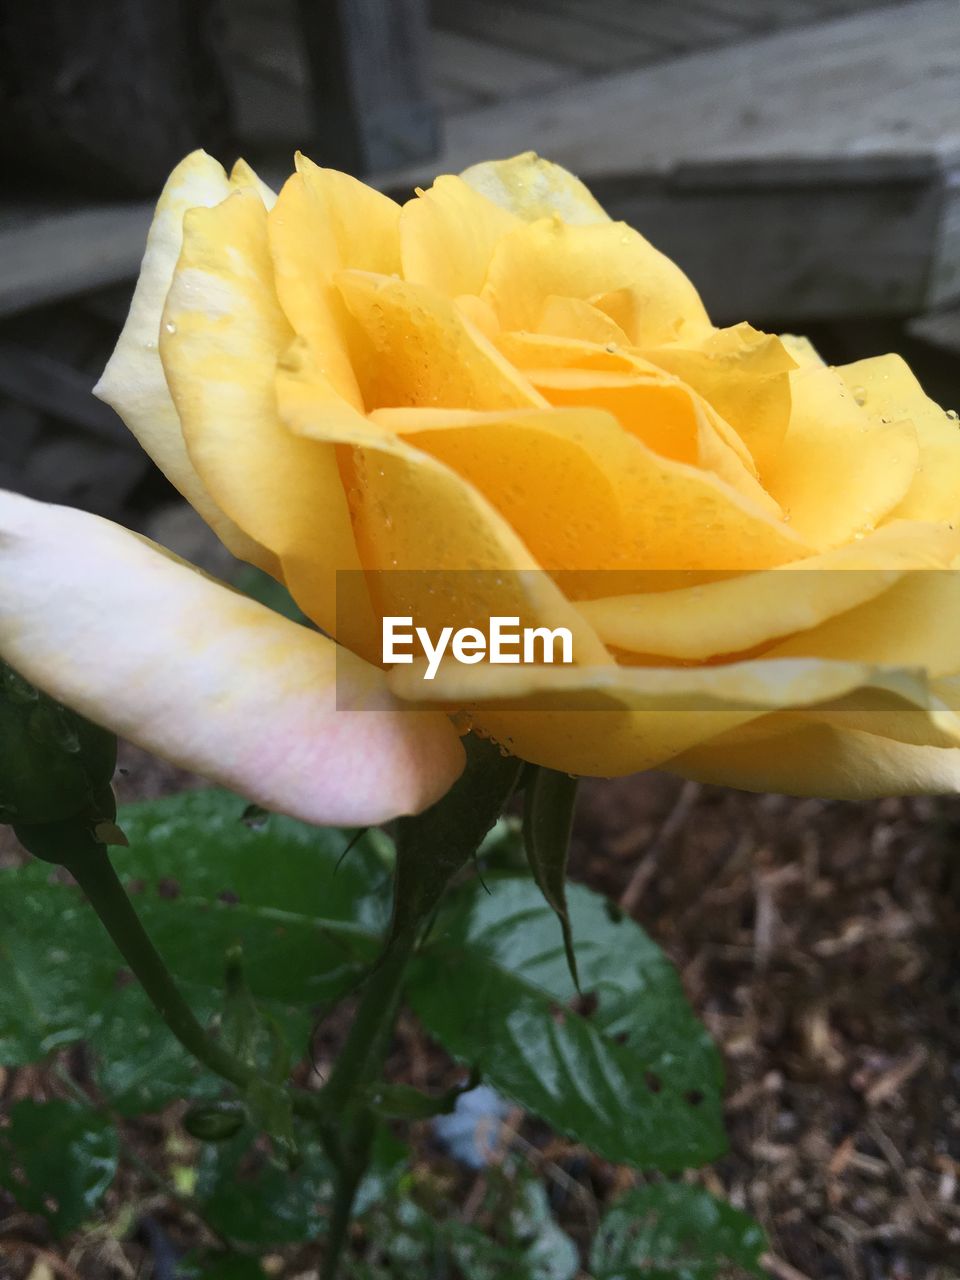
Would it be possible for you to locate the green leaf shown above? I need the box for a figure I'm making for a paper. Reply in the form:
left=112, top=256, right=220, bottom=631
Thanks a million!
left=353, top=1171, right=577, bottom=1280
left=522, top=767, right=579, bottom=989
left=0, top=1100, right=118, bottom=1235
left=178, top=1256, right=266, bottom=1280
left=590, top=1183, right=769, bottom=1279
left=196, top=1131, right=333, bottom=1244
left=407, top=875, right=725, bottom=1170
left=234, top=563, right=307, bottom=623
left=196, top=1123, right=406, bottom=1244
left=0, top=789, right=391, bottom=1111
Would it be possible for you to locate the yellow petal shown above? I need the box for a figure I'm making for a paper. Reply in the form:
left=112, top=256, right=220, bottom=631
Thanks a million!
left=779, top=332, right=825, bottom=368
left=267, top=153, right=401, bottom=410
left=483, top=217, right=710, bottom=348
left=535, top=295, right=631, bottom=346
left=373, top=404, right=809, bottom=572
left=373, top=406, right=622, bottom=573
left=94, top=150, right=277, bottom=572
left=230, top=157, right=278, bottom=209
left=670, top=716, right=960, bottom=798
left=160, top=187, right=367, bottom=645
left=762, top=362, right=919, bottom=547
left=336, top=269, right=545, bottom=411
left=495, top=330, right=640, bottom=374
left=400, top=174, right=520, bottom=297
left=460, top=151, right=610, bottom=225
left=838, top=353, right=960, bottom=525
left=276, top=347, right=611, bottom=666
left=765, top=557, right=960, bottom=677
left=639, top=323, right=795, bottom=476
left=388, top=654, right=936, bottom=779
left=577, top=522, right=960, bottom=659
left=525, top=365, right=775, bottom=512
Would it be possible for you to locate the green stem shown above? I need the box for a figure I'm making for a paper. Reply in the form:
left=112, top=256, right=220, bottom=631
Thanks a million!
left=319, top=1111, right=375, bottom=1280
left=61, top=842, right=257, bottom=1091
left=57, top=841, right=333, bottom=1122
left=320, top=931, right=416, bottom=1113
left=314, top=933, right=415, bottom=1278
left=315, top=736, right=524, bottom=1279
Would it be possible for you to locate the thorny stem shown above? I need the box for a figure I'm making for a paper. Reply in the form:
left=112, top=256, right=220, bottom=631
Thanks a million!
left=314, top=737, right=524, bottom=1278
left=61, top=842, right=256, bottom=1089
left=58, top=841, right=327, bottom=1123
left=57, top=737, right=521, bottom=1280
left=314, top=928, right=420, bottom=1279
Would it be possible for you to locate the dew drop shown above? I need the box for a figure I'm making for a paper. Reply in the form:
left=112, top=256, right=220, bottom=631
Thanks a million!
left=851, top=385, right=867, bottom=406
left=164, top=321, right=177, bottom=335
left=947, top=408, right=959, bottom=421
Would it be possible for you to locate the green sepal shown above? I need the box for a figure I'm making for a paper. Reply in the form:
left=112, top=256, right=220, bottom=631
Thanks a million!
left=389, top=734, right=523, bottom=946
left=522, top=766, right=580, bottom=990
left=13, top=782, right=123, bottom=865
left=0, top=659, right=117, bottom=827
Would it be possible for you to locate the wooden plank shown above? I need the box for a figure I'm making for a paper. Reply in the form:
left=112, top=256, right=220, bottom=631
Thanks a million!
left=520, top=0, right=745, bottom=50
left=0, top=205, right=151, bottom=319
left=926, top=168, right=960, bottom=307
left=228, top=62, right=312, bottom=146
left=224, top=0, right=310, bottom=89
left=297, top=0, right=440, bottom=174
left=387, top=1, right=960, bottom=183
left=430, top=0, right=672, bottom=70
left=379, top=2, right=960, bottom=322
left=0, top=340, right=128, bottom=442
left=908, top=304, right=960, bottom=355
left=594, top=157, right=947, bottom=323
left=431, top=29, right=573, bottom=107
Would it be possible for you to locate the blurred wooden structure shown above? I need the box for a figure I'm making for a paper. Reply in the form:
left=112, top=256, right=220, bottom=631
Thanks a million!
left=0, top=0, right=234, bottom=196
left=0, top=0, right=958, bottom=518
left=389, top=0, right=960, bottom=326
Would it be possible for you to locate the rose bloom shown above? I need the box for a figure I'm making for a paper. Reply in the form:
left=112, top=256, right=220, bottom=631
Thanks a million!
left=3, top=149, right=960, bottom=817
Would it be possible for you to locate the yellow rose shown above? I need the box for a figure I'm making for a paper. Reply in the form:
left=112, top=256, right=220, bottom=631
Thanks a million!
left=9, top=148, right=959, bottom=808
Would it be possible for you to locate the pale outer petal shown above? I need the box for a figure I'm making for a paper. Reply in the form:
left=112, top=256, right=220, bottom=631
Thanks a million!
left=460, top=152, right=611, bottom=225
left=0, top=491, right=464, bottom=825
left=93, top=151, right=277, bottom=571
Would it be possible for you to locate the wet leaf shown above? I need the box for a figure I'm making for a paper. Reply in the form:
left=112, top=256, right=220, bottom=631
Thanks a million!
left=408, top=875, right=725, bottom=1170
left=591, top=1182, right=769, bottom=1278
left=0, top=1100, right=118, bottom=1236
left=0, top=789, right=391, bottom=1111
